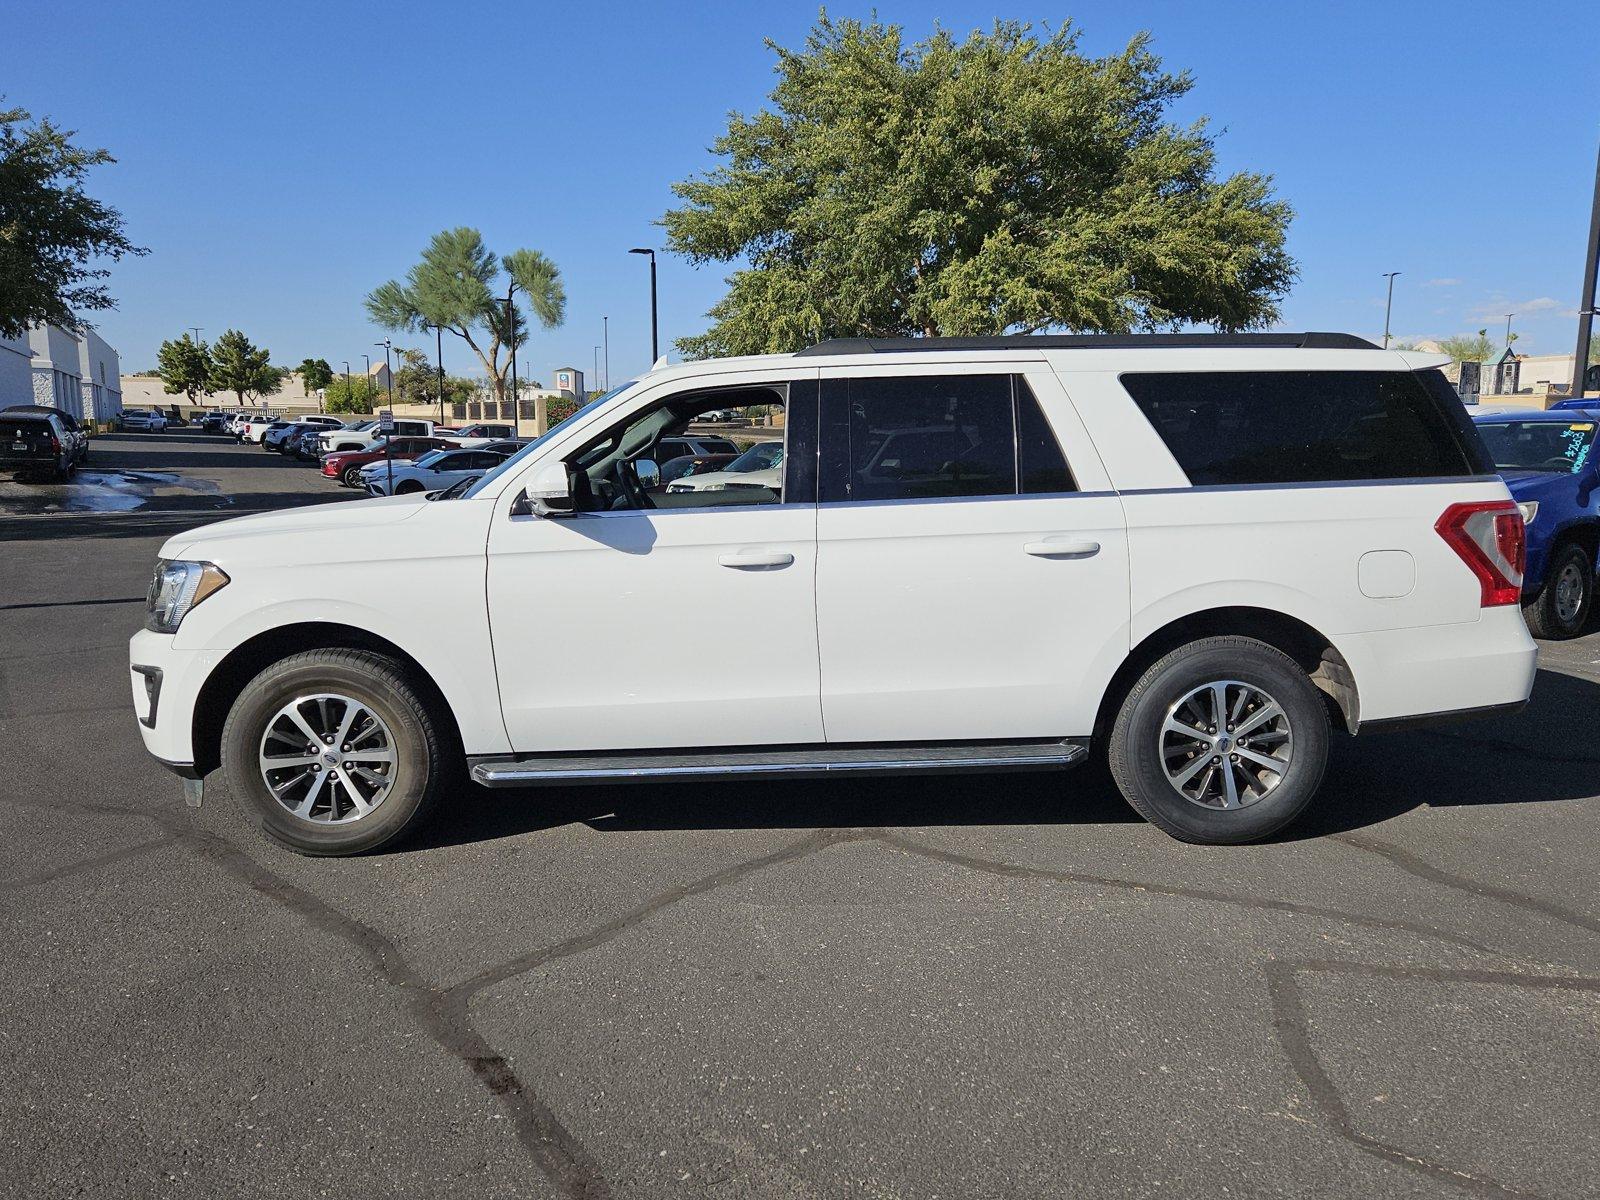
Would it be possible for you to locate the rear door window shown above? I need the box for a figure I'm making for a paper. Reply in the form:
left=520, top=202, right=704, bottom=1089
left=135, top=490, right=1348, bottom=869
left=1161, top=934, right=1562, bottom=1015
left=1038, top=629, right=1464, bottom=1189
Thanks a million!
left=1119, top=369, right=1490, bottom=485
left=819, top=374, right=1075, bottom=503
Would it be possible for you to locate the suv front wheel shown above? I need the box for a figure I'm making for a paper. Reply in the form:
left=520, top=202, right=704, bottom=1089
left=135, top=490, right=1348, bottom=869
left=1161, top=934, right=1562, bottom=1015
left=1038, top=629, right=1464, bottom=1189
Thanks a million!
left=1108, top=637, right=1329, bottom=844
left=220, top=649, right=448, bottom=855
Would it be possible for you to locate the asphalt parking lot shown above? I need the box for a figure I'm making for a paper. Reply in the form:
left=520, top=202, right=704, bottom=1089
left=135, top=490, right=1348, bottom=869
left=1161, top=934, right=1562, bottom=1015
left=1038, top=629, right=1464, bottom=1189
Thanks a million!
left=3, top=432, right=1599, bottom=1198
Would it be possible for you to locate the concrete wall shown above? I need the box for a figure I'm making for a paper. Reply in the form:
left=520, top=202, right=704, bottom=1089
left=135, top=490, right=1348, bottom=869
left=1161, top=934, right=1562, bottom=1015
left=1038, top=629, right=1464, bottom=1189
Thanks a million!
left=27, top=325, right=85, bottom=419
left=0, top=333, right=31, bottom=408
left=78, top=328, right=123, bottom=422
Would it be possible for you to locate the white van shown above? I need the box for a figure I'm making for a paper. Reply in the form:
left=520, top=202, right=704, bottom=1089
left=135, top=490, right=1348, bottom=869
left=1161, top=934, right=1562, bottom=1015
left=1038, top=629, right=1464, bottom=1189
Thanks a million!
left=129, top=334, right=1536, bottom=855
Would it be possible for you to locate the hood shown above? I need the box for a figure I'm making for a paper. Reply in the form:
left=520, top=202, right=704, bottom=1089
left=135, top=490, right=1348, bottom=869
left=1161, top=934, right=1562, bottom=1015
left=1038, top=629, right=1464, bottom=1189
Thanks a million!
left=159, top=494, right=426, bottom=560
left=1498, top=469, right=1578, bottom=499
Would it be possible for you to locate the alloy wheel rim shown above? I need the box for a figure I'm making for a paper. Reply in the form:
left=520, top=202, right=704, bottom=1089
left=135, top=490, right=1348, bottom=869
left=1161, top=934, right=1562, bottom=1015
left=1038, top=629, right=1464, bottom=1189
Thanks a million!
left=258, top=693, right=397, bottom=824
left=1554, top=562, right=1585, bottom=623
left=1159, top=680, right=1292, bottom=810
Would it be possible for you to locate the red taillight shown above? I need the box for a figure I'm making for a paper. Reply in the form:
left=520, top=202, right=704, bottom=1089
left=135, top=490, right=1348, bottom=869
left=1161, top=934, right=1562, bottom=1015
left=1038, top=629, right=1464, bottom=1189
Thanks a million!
left=48, top=434, right=61, bottom=452
left=1435, top=501, right=1525, bottom=607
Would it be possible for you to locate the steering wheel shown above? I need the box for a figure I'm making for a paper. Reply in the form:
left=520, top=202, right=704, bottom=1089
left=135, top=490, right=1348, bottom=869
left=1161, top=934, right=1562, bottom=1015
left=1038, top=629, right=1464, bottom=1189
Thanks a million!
left=1537, top=456, right=1574, bottom=472
left=614, top=457, right=654, bottom=509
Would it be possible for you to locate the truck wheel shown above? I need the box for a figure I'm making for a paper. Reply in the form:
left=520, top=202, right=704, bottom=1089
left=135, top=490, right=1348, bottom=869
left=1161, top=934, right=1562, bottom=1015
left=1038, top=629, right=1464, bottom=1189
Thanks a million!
left=1523, top=542, right=1593, bottom=640
left=219, top=648, right=450, bottom=855
left=1107, top=636, right=1328, bottom=845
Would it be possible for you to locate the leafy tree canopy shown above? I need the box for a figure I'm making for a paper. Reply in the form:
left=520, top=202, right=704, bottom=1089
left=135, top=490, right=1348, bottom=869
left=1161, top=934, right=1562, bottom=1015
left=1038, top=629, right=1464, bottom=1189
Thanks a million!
left=157, top=334, right=214, bottom=401
left=324, top=375, right=382, bottom=414
left=209, top=329, right=279, bottom=405
left=0, top=104, right=146, bottom=338
left=296, top=357, right=334, bottom=396
left=663, top=15, right=1296, bottom=357
left=366, top=228, right=565, bottom=400
left=1438, top=331, right=1496, bottom=363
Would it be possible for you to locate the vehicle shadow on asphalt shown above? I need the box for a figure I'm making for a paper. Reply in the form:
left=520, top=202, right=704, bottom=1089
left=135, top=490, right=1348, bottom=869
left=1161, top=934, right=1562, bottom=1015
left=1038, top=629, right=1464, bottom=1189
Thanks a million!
left=411, top=667, right=1599, bottom=851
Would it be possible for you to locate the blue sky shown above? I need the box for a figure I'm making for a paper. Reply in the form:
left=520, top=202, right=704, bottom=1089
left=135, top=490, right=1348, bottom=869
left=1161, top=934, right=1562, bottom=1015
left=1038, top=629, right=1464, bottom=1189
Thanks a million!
left=7, top=0, right=1598, bottom=381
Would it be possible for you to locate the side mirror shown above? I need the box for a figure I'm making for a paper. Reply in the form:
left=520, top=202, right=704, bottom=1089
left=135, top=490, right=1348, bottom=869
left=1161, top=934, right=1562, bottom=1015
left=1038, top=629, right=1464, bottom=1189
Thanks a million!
left=635, top=458, right=661, bottom=491
left=528, top=458, right=575, bottom=517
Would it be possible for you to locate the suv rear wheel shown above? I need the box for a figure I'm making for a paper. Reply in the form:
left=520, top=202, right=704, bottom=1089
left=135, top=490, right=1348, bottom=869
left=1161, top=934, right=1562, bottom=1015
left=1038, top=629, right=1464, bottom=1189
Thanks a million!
left=220, top=649, right=448, bottom=855
left=1523, top=541, right=1593, bottom=640
left=1108, top=637, right=1329, bottom=844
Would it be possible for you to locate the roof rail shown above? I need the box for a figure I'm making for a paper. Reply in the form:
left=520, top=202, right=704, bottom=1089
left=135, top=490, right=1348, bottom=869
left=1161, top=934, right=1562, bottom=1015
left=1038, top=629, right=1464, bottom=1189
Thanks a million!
left=794, top=332, right=1378, bottom=356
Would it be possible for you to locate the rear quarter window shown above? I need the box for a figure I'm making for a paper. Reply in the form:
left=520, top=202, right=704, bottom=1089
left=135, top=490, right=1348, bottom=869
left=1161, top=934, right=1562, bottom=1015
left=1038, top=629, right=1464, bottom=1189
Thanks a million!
left=1119, top=369, right=1491, bottom=486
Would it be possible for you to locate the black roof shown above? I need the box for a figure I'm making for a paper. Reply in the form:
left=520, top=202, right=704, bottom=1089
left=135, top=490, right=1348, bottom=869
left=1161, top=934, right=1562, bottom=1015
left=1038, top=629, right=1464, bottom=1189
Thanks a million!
left=795, top=332, right=1377, bottom=356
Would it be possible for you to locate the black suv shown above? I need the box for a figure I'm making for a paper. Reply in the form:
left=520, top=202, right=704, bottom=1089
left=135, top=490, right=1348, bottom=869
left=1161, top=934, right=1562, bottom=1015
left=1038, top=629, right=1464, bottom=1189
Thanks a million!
left=2, top=404, right=89, bottom=465
left=0, top=410, right=79, bottom=480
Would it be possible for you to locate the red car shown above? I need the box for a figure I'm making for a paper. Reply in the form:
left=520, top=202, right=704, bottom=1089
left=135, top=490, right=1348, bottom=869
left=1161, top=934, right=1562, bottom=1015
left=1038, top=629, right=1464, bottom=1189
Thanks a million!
left=321, top=436, right=456, bottom=487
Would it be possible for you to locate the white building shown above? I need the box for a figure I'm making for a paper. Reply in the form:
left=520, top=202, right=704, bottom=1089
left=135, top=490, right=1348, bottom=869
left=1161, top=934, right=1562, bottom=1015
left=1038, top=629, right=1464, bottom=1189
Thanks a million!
left=77, top=328, right=123, bottom=423
left=6, top=324, right=124, bottom=423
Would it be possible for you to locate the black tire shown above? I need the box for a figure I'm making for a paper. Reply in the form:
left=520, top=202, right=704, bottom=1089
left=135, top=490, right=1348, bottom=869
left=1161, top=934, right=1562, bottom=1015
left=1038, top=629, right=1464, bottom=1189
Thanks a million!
left=1523, top=541, right=1594, bottom=641
left=219, top=648, right=450, bottom=855
left=395, top=479, right=424, bottom=494
left=1107, top=636, right=1329, bottom=845
left=341, top=464, right=364, bottom=488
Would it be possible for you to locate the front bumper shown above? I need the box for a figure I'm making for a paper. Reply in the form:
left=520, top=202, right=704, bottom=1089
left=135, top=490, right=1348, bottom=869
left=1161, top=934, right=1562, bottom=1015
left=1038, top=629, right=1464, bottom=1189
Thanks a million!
left=129, top=627, right=222, bottom=772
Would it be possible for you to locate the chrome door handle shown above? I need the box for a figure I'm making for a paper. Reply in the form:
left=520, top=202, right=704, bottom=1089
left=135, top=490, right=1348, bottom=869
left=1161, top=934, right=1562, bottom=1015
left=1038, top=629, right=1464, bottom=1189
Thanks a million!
left=718, top=550, right=795, bottom=569
left=1024, top=539, right=1100, bottom=559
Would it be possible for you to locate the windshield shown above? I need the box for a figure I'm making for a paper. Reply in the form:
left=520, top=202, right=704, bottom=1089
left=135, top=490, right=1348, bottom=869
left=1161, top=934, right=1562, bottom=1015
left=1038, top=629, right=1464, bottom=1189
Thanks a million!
left=725, top=441, right=784, bottom=473
left=1476, top=420, right=1596, bottom=474
left=462, top=382, right=637, bottom=498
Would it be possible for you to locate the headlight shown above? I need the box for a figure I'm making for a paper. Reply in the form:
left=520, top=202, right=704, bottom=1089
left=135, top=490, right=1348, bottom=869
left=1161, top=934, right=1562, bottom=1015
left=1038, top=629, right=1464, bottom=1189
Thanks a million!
left=145, top=560, right=229, bottom=634
left=1516, top=501, right=1539, bottom=525
left=700, top=483, right=727, bottom=492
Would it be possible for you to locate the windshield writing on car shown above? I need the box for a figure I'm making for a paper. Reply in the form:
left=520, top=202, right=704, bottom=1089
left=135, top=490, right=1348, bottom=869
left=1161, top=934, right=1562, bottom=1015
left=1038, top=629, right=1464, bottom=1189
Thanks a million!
left=1476, top=422, right=1595, bottom=474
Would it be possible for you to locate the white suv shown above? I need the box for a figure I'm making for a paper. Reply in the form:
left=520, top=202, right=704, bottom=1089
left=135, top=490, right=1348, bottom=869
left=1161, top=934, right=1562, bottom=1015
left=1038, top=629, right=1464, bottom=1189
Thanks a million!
left=320, top=417, right=439, bottom=454
left=129, top=334, right=1536, bottom=855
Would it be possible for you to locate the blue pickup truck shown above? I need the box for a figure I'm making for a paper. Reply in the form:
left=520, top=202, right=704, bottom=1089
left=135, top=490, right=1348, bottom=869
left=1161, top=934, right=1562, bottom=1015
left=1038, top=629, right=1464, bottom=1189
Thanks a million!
left=1473, top=406, right=1600, bottom=638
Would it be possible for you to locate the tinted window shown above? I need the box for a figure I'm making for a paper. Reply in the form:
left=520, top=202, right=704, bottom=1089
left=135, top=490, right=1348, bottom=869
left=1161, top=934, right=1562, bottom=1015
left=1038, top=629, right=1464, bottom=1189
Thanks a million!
left=820, top=374, right=1075, bottom=503
left=1120, top=370, right=1487, bottom=486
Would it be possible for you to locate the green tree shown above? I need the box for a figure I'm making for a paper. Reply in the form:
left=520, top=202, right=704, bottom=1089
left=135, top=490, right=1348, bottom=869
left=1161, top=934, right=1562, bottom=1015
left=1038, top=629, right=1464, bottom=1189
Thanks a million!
left=156, top=334, right=214, bottom=402
left=296, top=357, right=334, bottom=397
left=1438, top=330, right=1496, bottom=363
left=365, top=228, right=566, bottom=402
left=662, top=16, right=1295, bottom=358
left=0, top=104, right=147, bottom=338
left=208, top=329, right=280, bottom=405
left=323, top=375, right=382, bottom=414
left=392, top=348, right=439, bottom=404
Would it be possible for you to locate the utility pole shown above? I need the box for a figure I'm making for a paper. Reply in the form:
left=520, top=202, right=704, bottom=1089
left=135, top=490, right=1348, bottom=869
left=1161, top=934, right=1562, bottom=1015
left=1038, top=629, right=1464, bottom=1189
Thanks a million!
left=1572, top=136, right=1600, bottom=398
left=1381, top=272, right=1401, bottom=349
left=434, top=325, right=446, bottom=425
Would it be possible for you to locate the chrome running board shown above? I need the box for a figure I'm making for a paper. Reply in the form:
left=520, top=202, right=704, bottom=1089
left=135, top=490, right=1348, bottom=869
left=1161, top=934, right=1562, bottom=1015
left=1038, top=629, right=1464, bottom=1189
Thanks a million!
left=469, top=740, right=1087, bottom=788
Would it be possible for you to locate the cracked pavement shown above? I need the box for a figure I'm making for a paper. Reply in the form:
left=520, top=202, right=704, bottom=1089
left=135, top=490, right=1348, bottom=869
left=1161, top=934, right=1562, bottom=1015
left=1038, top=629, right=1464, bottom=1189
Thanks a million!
left=3, top=433, right=1598, bottom=1197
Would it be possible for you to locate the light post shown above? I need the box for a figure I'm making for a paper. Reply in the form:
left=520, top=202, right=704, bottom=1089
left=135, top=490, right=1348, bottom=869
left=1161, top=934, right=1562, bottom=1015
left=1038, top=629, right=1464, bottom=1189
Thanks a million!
left=375, top=339, right=393, bottom=406
left=1504, top=313, right=1515, bottom=352
left=362, top=353, right=371, bottom=402
left=629, top=247, right=658, bottom=362
left=594, top=345, right=601, bottom=392
left=603, top=315, right=609, bottom=389
left=434, top=325, right=446, bottom=425
left=1571, top=137, right=1600, bottom=397
left=504, top=282, right=520, bottom=436
left=189, top=326, right=203, bottom=345
left=1381, top=272, right=1401, bottom=349
left=342, top=361, right=351, bottom=409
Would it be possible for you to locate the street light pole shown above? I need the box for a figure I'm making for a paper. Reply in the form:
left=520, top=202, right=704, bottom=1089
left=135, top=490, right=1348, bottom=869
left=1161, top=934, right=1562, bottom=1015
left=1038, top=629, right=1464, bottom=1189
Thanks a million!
left=1571, top=137, right=1600, bottom=397
left=1381, top=272, right=1401, bottom=349
left=434, top=325, right=446, bottom=425
left=593, top=345, right=600, bottom=391
left=629, top=248, right=658, bottom=362
left=375, top=339, right=393, bottom=406
left=342, top=361, right=351, bottom=407
left=603, top=316, right=609, bottom=389
left=189, top=326, right=203, bottom=345
left=1505, top=314, right=1515, bottom=351
left=505, top=282, right=520, bottom=437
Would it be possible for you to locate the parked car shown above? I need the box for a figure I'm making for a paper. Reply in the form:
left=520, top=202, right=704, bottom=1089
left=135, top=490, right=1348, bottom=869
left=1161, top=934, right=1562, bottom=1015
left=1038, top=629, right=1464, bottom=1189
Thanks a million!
left=1, top=410, right=77, bottom=480
left=120, top=409, right=168, bottom=432
left=130, top=333, right=1536, bottom=856
left=320, top=437, right=460, bottom=488
left=443, top=422, right=517, bottom=447
left=3, top=404, right=89, bottom=464
left=238, top=415, right=284, bottom=444
left=1472, top=407, right=1600, bottom=639
left=320, top=418, right=438, bottom=454
left=361, top=447, right=512, bottom=496
left=266, top=415, right=345, bottom=452
left=199, top=411, right=231, bottom=433
left=655, top=452, right=739, bottom=491
left=656, top=434, right=742, bottom=461
left=665, top=439, right=784, bottom=496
